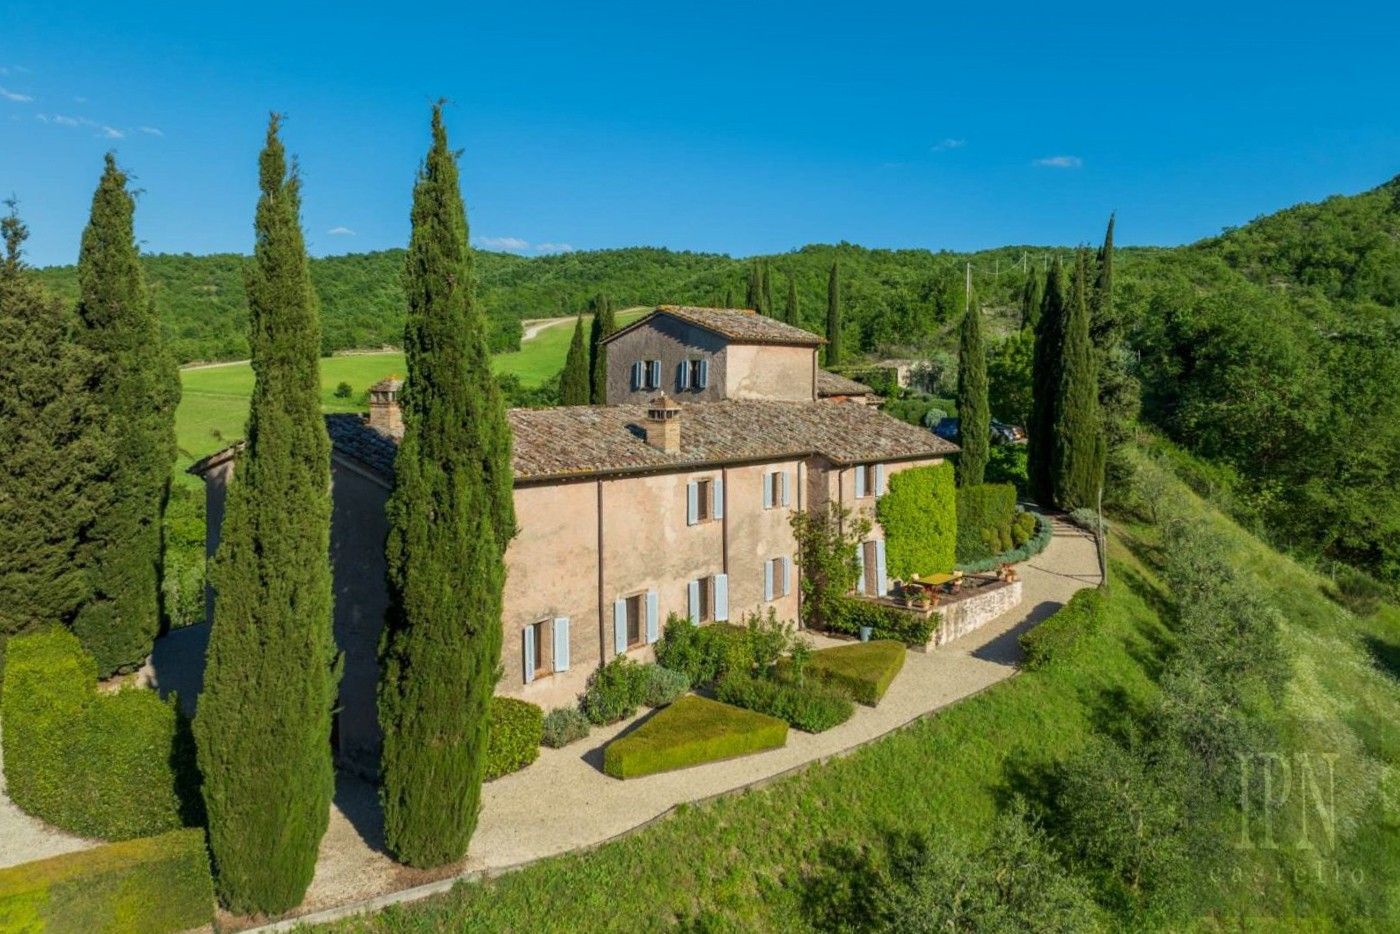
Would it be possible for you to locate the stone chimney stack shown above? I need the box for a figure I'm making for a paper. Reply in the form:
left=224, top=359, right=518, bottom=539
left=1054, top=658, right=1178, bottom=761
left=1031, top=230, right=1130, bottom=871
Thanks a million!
left=368, top=376, right=404, bottom=436
left=644, top=394, right=682, bottom=454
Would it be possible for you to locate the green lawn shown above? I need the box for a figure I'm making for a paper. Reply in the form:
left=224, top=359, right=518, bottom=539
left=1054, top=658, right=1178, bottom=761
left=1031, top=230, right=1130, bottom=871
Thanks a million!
left=320, top=454, right=1399, bottom=930
left=174, top=309, right=646, bottom=483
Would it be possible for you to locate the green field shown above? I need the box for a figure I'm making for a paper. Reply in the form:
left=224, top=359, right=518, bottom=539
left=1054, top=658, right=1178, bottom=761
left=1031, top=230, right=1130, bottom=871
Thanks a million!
left=174, top=309, right=645, bottom=482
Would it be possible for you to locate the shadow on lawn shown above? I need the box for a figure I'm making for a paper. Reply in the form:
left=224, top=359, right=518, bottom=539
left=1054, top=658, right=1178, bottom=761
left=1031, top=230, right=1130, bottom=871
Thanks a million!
left=1364, top=635, right=1400, bottom=681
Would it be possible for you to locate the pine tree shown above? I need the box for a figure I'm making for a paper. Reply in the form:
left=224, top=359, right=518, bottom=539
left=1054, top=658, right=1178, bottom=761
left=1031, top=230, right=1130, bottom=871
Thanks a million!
left=561, top=314, right=590, bottom=404
left=1020, top=266, right=1044, bottom=330
left=1028, top=257, right=1065, bottom=506
left=587, top=293, right=615, bottom=403
left=1052, top=249, right=1106, bottom=509
left=378, top=104, right=516, bottom=869
left=193, top=116, right=338, bottom=914
left=70, top=154, right=179, bottom=676
left=0, top=204, right=102, bottom=642
left=825, top=261, right=842, bottom=367
left=956, top=300, right=990, bottom=486
left=785, top=273, right=799, bottom=326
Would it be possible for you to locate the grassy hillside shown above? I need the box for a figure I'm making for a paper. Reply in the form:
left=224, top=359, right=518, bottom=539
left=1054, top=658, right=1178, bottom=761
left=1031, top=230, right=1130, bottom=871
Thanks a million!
left=319, top=451, right=1398, bottom=930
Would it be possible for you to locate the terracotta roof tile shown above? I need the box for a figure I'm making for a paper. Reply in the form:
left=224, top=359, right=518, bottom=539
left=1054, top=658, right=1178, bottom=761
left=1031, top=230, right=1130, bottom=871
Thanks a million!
left=603, top=306, right=824, bottom=347
left=816, top=369, right=877, bottom=397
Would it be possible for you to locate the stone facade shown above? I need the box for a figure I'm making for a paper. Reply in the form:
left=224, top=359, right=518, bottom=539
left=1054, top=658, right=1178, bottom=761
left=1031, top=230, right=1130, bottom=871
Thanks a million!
left=927, top=579, right=1023, bottom=649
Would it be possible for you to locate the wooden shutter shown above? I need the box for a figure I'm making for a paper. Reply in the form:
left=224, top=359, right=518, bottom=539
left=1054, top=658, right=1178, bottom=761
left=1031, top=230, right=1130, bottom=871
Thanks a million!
left=688, top=579, right=701, bottom=624
left=763, top=472, right=773, bottom=509
left=698, top=358, right=709, bottom=388
left=687, top=481, right=699, bottom=525
left=677, top=361, right=690, bottom=390
left=714, top=573, right=729, bottom=621
left=764, top=559, right=774, bottom=602
left=855, top=543, right=866, bottom=594
left=649, top=359, right=661, bottom=388
left=781, top=471, right=791, bottom=507
left=553, top=617, right=570, bottom=673
left=782, top=556, right=793, bottom=597
left=713, top=477, right=724, bottom=519
left=613, top=599, right=627, bottom=654
left=631, top=361, right=643, bottom=390
left=646, top=590, right=660, bottom=643
left=522, top=625, right=536, bottom=684
left=854, top=465, right=866, bottom=498
left=875, top=464, right=885, bottom=497
left=875, top=539, right=888, bottom=596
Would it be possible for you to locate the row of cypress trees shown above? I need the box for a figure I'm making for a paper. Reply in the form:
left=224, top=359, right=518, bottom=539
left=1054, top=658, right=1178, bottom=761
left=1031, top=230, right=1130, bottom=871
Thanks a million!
left=0, top=158, right=179, bottom=677
left=560, top=292, right=616, bottom=405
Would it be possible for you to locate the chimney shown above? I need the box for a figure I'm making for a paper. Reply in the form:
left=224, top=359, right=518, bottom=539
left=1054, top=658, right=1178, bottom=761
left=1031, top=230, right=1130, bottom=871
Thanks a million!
left=368, top=376, right=404, bottom=436
left=644, top=394, right=681, bottom=454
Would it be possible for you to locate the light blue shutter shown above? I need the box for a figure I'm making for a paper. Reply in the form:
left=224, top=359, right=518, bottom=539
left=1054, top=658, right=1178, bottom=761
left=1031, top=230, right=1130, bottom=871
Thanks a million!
left=553, top=617, right=570, bottom=672
left=763, top=472, right=773, bottom=509
left=646, top=590, right=660, bottom=643
left=781, top=471, right=791, bottom=507
left=687, top=481, right=699, bottom=525
left=649, top=360, right=661, bottom=388
left=631, top=361, right=642, bottom=390
left=678, top=361, right=690, bottom=390
left=855, top=544, right=866, bottom=594
left=764, top=560, right=774, bottom=602
left=697, top=358, right=709, bottom=388
left=613, top=599, right=627, bottom=654
left=522, top=626, right=536, bottom=684
left=875, top=539, right=888, bottom=596
left=713, top=477, right=724, bottom=519
left=854, top=465, right=866, bottom=498
left=688, top=580, right=701, bottom=624
left=783, top=557, right=793, bottom=597
left=714, top=573, right=729, bottom=621
left=875, top=464, right=886, bottom=497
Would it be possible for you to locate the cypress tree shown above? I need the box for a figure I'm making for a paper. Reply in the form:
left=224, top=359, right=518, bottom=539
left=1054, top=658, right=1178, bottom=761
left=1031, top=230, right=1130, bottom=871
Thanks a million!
left=379, top=104, right=517, bottom=868
left=587, top=293, right=615, bottom=403
left=1051, top=249, right=1105, bottom=509
left=1090, top=213, right=1137, bottom=478
left=1020, top=266, right=1044, bottom=330
left=825, top=260, right=842, bottom=367
left=761, top=261, right=774, bottom=318
left=0, top=204, right=102, bottom=643
left=561, top=314, right=590, bottom=405
left=956, top=301, right=990, bottom=486
left=746, top=260, right=763, bottom=312
left=723, top=285, right=734, bottom=308
left=193, top=115, right=338, bottom=914
left=1028, top=257, right=1065, bottom=506
left=785, top=273, right=799, bottom=326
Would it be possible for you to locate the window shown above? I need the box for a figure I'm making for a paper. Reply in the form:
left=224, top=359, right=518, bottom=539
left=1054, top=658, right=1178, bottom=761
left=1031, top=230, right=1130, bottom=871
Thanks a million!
left=631, top=360, right=663, bottom=391
left=625, top=594, right=645, bottom=647
left=696, top=479, right=713, bottom=518
left=764, top=470, right=790, bottom=509
left=530, top=620, right=548, bottom=677
left=695, top=576, right=713, bottom=623
left=764, top=557, right=793, bottom=602
left=687, top=476, right=724, bottom=525
left=855, top=463, right=884, bottom=498
left=689, top=573, right=729, bottom=623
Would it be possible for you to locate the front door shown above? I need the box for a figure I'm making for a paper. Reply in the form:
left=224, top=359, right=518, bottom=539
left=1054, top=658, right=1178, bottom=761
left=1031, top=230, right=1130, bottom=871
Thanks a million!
left=863, top=540, right=880, bottom=596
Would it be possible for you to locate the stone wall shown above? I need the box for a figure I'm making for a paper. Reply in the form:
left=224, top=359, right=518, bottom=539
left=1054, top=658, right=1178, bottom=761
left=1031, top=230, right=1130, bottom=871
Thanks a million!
left=923, top=579, right=1023, bottom=650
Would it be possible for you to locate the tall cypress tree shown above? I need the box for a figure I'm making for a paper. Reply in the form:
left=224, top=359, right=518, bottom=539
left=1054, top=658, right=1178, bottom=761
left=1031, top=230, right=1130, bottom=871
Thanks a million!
left=70, top=155, right=179, bottom=676
left=956, top=301, right=990, bottom=486
left=1020, top=266, right=1044, bottom=330
left=0, top=204, right=102, bottom=643
left=784, top=273, right=799, bottom=326
left=825, top=260, right=842, bottom=367
left=746, top=260, right=763, bottom=313
left=760, top=261, right=774, bottom=318
left=1028, top=257, right=1065, bottom=506
left=194, top=116, right=338, bottom=914
left=587, top=293, right=615, bottom=403
left=379, top=104, right=516, bottom=869
left=1052, top=249, right=1105, bottom=509
left=723, top=285, right=734, bottom=308
left=561, top=314, right=590, bottom=405
left=1090, top=213, right=1137, bottom=478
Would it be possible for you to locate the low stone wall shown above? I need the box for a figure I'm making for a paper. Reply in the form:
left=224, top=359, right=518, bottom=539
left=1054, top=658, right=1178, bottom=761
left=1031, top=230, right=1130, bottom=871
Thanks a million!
left=919, top=579, right=1023, bottom=651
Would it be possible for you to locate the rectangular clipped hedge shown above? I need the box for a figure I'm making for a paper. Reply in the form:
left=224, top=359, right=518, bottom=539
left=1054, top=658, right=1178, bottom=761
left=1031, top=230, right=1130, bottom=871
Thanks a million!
left=603, top=695, right=787, bottom=779
left=0, top=829, right=214, bottom=934
left=804, top=640, right=906, bottom=705
left=1019, top=587, right=1105, bottom=671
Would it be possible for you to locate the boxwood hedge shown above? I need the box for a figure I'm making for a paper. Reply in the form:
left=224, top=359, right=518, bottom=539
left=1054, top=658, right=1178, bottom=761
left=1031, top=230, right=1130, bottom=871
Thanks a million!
left=602, top=696, right=787, bottom=779
left=485, top=696, right=543, bottom=781
left=804, top=640, right=907, bottom=705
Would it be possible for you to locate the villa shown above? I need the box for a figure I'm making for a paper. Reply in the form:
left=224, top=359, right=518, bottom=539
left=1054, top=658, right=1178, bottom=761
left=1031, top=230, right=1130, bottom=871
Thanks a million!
left=191, top=306, right=957, bottom=777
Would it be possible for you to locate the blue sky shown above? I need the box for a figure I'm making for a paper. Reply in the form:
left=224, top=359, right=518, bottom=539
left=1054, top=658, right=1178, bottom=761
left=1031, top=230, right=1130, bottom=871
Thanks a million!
left=3, top=1, right=1398, bottom=267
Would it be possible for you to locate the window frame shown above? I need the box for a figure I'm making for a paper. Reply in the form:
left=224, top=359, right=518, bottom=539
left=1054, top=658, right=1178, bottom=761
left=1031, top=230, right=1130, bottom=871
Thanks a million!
left=696, top=575, right=714, bottom=623
left=625, top=593, right=645, bottom=648
left=530, top=619, right=549, bottom=677
left=696, top=478, right=714, bottom=522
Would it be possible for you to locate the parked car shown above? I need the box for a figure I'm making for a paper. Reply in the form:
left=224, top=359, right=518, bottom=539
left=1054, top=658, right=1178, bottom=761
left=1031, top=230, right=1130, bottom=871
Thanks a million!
left=932, top=417, right=1026, bottom=446
left=932, top=416, right=959, bottom=442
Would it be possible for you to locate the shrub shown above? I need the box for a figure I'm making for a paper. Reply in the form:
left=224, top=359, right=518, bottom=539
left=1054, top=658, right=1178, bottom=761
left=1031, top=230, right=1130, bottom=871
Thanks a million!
left=0, top=629, right=198, bottom=840
left=1327, top=564, right=1391, bottom=618
left=825, top=598, right=935, bottom=648
left=1019, top=588, right=1104, bottom=671
left=876, top=463, right=957, bottom=578
left=654, top=616, right=747, bottom=686
left=792, top=504, right=872, bottom=631
left=580, top=656, right=650, bottom=725
left=715, top=672, right=854, bottom=733
left=484, top=697, right=543, bottom=781
left=0, top=829, right=214, bottom=934
left=804, top=640, right=906, bottom=705
left=333, top=380, right=354, bottom=398
left=1068, top=506, right=1106, bottom=534
left=602, top=696, right=787, bottom=779
left=540, top=707, right=591, bottom=749
left=957, top=511, right=1053, bottom=574
left=955, top=483, right=1018, bottom=564
left=641, top=664, right=690, bottom=707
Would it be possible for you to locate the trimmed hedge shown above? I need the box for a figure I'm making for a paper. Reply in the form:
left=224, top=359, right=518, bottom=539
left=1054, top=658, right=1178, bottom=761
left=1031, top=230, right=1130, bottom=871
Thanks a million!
left=485, top=697, right=543, bottom=781
left=957, top=511, right=1053, bottom=574
left=714, top=672, right=854, bottom=733
left=826, top=598, right=936, bottom=648
left=955, top=483, right=1019, bottom=563
left=804, top=640, right=906, bottom=705
left=1019, top=587, right=1105, bottom=671
left=602, top=696, right=788, bottom=779
left=0, top=629, right=198, bottom=840
left=876, top=462, right=957, bottom=578
left=541, top=707, right=591, bottom=749
left=0, top=828, right=213, bottom=933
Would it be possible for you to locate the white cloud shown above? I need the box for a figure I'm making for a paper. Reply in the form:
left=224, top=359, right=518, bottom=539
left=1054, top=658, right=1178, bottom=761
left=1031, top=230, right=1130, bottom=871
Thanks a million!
left=52, top=114, right=80, bottom=126
left=932, top=138, right=965, bottom=152
left=138, top=126, right=163, bottom=137
left=0, top=86, right=33, bottom=103
left=98, top=125, right=123, bottom=139
left=533, top=242, right=574, bottom=254
left=327, top=226, right=356, bottom=236
left=477, top=236, right=530, bottom=251
left=1033, top=155, right=1083, bottom=169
